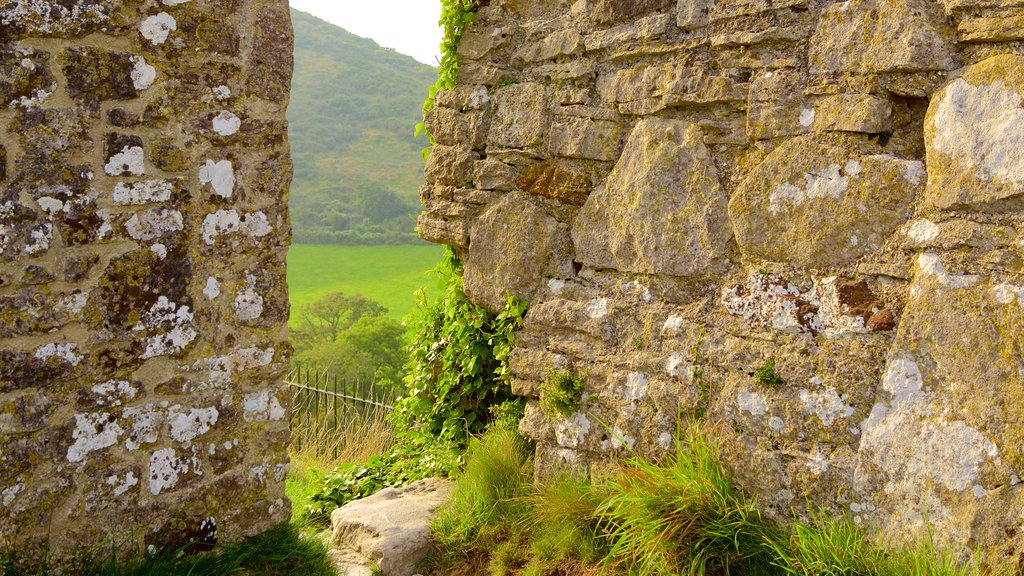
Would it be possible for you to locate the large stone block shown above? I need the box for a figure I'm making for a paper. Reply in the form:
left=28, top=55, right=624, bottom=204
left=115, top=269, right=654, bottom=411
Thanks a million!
left=572, top=118, right=731, bottom=277
left=594, top=0, right=673, bottom=25
left=548, top=116, right=624, bottom=161
left=809, top=0, right=957, bottom=75
left=463, top=191, right=575, bottom=312
left=729, top=137, right=922, bottom=269
left=487, top=83, right=549, bottom=151
left=923, top=54, right=1024, bottom=212
left=855, top=254, right=1024, bottom=544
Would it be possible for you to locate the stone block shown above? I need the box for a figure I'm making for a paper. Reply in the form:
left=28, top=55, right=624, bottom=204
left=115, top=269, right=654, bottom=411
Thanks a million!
left=677, top=0, right=712, bottom=30
left=458, top=27, right=510, bottom=60
left=474, top=158, right=519, bottom=191
left=809, top=0, right=957, bottom=75
left=813, top=94, right=893, bottom=133
left=463, top=192, right=575, bottom=312
left=594, top=0, right=673, bottom=25
left=516, top=160, right=593, bottom=205
left=423, top=145, right=474, bottom=187
left=729, top=136, right=922, bottom=269
left=487, top=83, right=549, bottom=150
left=548, top=116, right=624, bottom=161
left=924, top=54, right=1024, bottom=212
left=515, top=28, right=582, bottom=62
left=572, top=118, right=732, bottom=277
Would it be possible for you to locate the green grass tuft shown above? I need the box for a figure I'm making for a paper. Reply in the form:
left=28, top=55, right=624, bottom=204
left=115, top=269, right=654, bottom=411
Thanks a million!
left=596, top=420, right=780, bottom=576
left=0, top=524, right=335, bottom=576
left=540, top=368, right=586, bottom=418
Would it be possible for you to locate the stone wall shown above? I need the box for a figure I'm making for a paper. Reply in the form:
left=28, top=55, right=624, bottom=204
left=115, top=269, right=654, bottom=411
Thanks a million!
left=0, top=0, right=293, bottom=557
left=421, top=0, right=1024, bottom=553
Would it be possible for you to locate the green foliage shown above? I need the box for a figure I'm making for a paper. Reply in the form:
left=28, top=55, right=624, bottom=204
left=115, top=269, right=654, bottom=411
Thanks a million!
left=303, top=440, right=463, bottom=525
left=754, top=358, right=784, bottom=387
left=395, top=248, right=527, bottom=445
left=596, top=420, right=780, bottom=576
left=541, top=368, right=586, bottom=418
left=290, top=291, right=406, bottom=386
left=301, top=248, right=528, bottom=528
left=287, top=244, right=444, bottom=325
left=416, top=0, right=479, bottom=151
left=289, top=10, right=435, bottom=244
left=0, top=524, right=335, bottom=576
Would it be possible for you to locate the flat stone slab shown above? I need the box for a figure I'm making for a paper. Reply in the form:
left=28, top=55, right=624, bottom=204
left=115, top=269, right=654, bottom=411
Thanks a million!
left=329, top=478, right=453, bottom=576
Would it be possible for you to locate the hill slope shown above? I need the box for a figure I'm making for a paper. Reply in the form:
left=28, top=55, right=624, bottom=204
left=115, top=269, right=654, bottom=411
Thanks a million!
left=288, top=9, right=437, bottom=244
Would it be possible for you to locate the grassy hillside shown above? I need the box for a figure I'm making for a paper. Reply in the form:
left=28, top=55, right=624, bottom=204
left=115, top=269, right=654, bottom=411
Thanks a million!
left=288, top=9, right=437, bottom=244
left=287, top=244, right=445, bottom=326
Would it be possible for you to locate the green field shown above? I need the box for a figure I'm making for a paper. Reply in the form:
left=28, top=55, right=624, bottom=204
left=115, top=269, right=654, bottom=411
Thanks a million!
left=287, top=244, right=445, bottom=326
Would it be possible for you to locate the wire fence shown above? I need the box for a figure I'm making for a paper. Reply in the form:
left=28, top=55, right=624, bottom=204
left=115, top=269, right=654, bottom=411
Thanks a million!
left=284, top=368, right=396, bottom=459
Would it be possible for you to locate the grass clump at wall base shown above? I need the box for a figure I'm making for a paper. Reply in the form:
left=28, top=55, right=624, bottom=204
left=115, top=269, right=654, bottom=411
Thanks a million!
left=597, top=420, right=780, bottom=576
left=0, top=524, right=335, bottom=576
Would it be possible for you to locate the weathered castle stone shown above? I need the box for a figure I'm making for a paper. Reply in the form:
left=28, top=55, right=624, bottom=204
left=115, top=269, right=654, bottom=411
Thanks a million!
left=923, top=54, right=1024, bottom=212
left=573, top=118, right=731, bottom=277
left=0, top=0, right=293, bottom=559
left=729, top=137, right=923, bottom=269
left=420, top=0, right=1024, bottom=556
left=809, top=0, right=957, bottom=75
left=464, top=192, right=575, bottom=312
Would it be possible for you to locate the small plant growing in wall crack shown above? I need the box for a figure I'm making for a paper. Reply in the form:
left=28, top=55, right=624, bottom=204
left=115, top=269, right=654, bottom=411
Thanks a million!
left=541, top=368, right=586, bottom=418
left=754, top=358, right=784, bottom=387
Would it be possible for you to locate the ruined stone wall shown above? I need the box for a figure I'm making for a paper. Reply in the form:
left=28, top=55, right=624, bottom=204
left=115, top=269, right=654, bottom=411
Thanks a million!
left=0, top=0, right=293, bottom=556
left=421, top=0, right=1024, bottom=553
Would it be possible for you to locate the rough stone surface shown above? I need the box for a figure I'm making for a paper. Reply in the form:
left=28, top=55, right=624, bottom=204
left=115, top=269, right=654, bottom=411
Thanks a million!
left=729, top=137, right=923, bottom=269
left=573, top=118, right=732, bottom=277
left=329, top=478, right=453, bottom=576
left=924, top=54, right=1024, bottom=211
left=464, top=192, right=575, bottom=312
left=418, top=0, right=1024, bottom=557
left=0, top=0, right=293, bottom=559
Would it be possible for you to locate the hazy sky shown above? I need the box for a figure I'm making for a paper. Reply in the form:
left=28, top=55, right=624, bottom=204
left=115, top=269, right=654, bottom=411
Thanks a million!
left=288, top=0, right=444, bottom=66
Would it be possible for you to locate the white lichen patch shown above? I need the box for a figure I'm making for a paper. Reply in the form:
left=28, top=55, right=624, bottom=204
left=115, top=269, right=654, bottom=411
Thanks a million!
left=662, top=314, right=685, bottom=333
left=134, top=296, right=197, bottom=359
left=148, top=448, right=191, bottom=495
left=104, top=146, right=145, bottom=176
left=106, top=471, right=138, bottom=497
left=91, top=380, right=138, bottom=407
left=901, top=161, right=926, bottom=186
left=665, top=353, right=692, bottom=380
left=586, top=297, right=609, bottom=319
left=24, top=223, right=52, bottom=255
left=993, top=283, right=1024, bottom=308
left=917, top=253, right=980, bottom=290
left=906, top=219, right=940, bottom=243
left=12, top=87, right=53, bottom=108
left=212, top=111, right=241, bottom=136
left=204, top=347, right=274, bottom=387
left=768, top=160, right=861, bottom=215
left=737, top=388, right=768, bottom=417
left=204, top=276, right=221, bottom=300
left=657, top=431, right=673, bottom=450
left=57, top=292, right=88, bottom=316
left=199, top=159, right=235, bottom=199
left=168, top=406, right=219, bottom=443
left=242, top=391, right=286, bottom=422
left=35, top=342, right=82, bottom=365
left=555, top=411, right=591, bottom=448
left=67, top=413, right=124, bottom=462
left=799, top=383, right=855, bottom=426
left=201, top=210, right=272, bottom=244
left=123, top=405, right=163, bottom=451
left=604, top=427, right=635, bottom=451
left=806, top=449, right=829, bottom=475
left=547, top=278, right=566, bottom=295
left=113, top=180, right=174, bottom=205
left=125, top=208, right=183, bottom=241
left=201, top=209, right=240, bottom=244
left=799, top=108, right=815, bottom=127
left=130, top=55, right=156, bottom=90
left=769, top=416, right=785, bottom=432
left=162, top=0, right=192, bottom=5
left=932, top=78, right=1024, bottom=186
left=812, top=277, right=871, bottom=337
left=0, top=0, right=108, bottom=33
left=151, top=243, right=167, bottom=259
left=234, top=274, right=264, bottom=321
left=882, top=355, right=924, bottom=406
left=212, top=85, right=231, bottom=99
left=2, top=481, right=25, bottom=507
left=139, top=12, right=176, bottom=45
left=623, top=372, right=648, bottom=402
